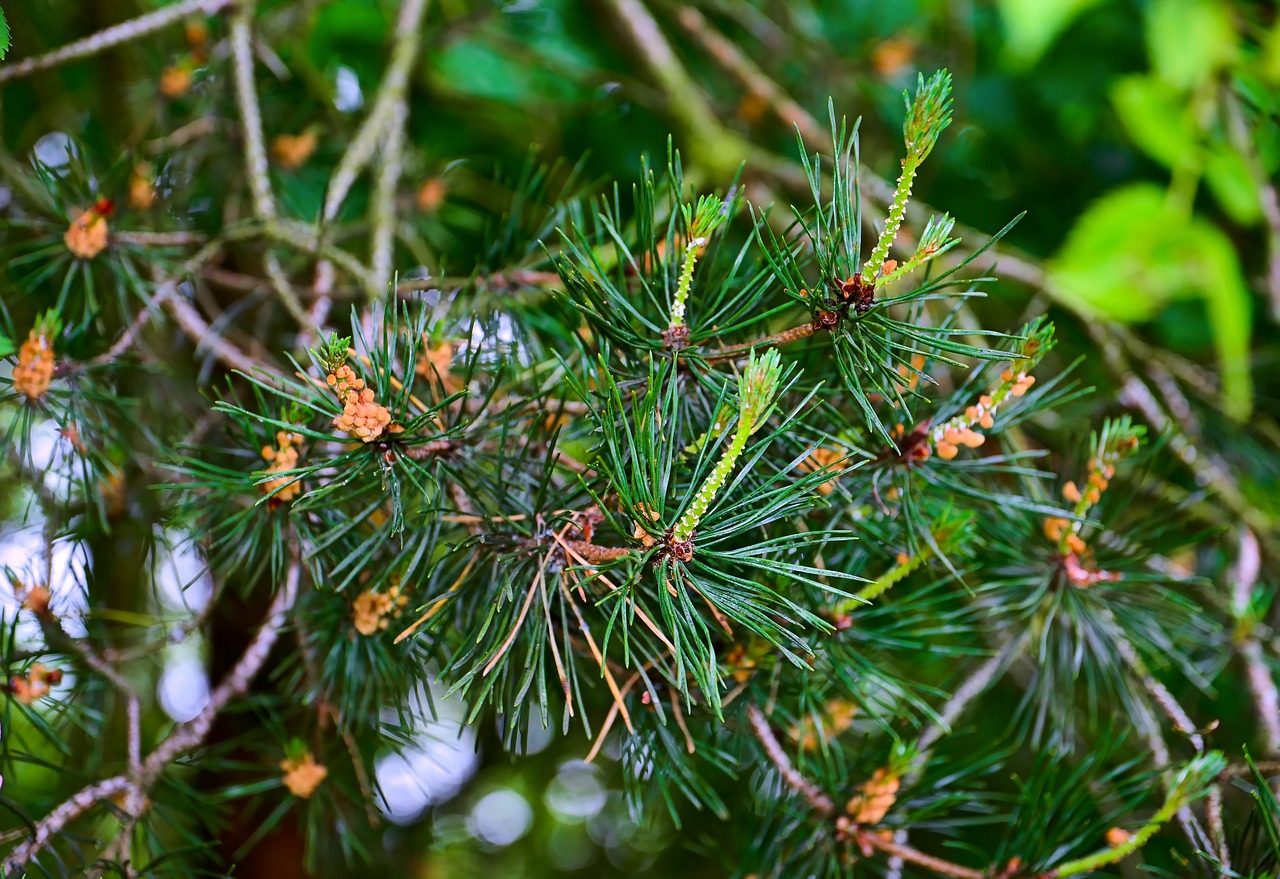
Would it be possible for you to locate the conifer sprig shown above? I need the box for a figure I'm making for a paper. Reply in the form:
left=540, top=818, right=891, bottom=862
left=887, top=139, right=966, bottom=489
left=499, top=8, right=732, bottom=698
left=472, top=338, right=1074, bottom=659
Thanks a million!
left=673, top=348, right=782, bottom=542
left=864, top=70, right=954, bottom=275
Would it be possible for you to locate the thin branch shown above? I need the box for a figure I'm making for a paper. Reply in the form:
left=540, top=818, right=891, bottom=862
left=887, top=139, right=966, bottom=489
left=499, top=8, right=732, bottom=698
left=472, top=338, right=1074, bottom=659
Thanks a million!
left=0, top=0, right=236, bottom=84
left=229, top=3, right=276, bottom=221
left=858, top=831, right=986, bottom=879
left=162, top=289, right=290, bottom=385
left=321, top=0, right=430, bottom=224
left=1, top=777, right=136, bottom=874
left=142, top=556, right=301, bottom=783
left=1231, top=528, right=1280, bottom=756
left=745, top=703, right=834, bottom=813
left=368, top=101, right=407, bottom=299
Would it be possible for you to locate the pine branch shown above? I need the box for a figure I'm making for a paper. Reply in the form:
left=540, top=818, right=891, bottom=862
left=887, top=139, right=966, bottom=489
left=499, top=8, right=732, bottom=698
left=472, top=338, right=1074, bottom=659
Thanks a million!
left=229, top=3, right=276, bottom=222
left=369, top=101, right=408, bottom=299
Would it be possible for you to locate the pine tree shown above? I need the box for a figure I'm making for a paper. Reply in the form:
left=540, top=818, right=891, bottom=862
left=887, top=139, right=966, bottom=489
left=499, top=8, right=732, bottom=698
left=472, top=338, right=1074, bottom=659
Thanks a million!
left=0, top=3, right=1277, bottom=879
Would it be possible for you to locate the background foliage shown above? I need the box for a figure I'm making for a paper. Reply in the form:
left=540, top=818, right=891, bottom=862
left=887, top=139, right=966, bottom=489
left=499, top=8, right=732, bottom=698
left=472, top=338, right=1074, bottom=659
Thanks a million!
left=0, top=1, right=1278, bottom=878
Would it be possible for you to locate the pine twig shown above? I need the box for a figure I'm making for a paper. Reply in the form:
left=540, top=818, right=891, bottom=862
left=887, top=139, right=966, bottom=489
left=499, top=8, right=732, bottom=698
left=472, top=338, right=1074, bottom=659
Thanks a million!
left=1230, top=528, right=1280, bottom=755
left=142, top=558, right=300, bottom=782
left=4, top=559, right=302, bottom=874
left=858, top=832, right=985, bottom=879
left=745, top=703, right=834, bottom=813
left=321, top=0, right=430, bottom=225
left=161, top=285, right=290, bottom=385
left=229, top=4, right=276, bottom=221
left=369, top=101, right=408, bottom=299
left=699, top=319, right=824, bottom=363
left=0, top=0, right=236, bottom=84
left=1, top=777, right=138, bottom=874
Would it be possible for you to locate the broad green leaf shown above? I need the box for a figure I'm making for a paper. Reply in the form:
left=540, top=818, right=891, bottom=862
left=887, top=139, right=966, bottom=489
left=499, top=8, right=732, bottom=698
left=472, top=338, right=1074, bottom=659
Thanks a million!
left=997, top=0, right=1107, bottom=67
left=1111, top=75, right=1262, bottom=224
left=1204, top=147, right=1261, bottom=225
left=1049, top=183, right=1253, bottom=418
left=1195, top=228, right=1253, bottom=422
left=1266, top=20, right=1280, bottom=83
left=1110, top=75, right=1197, bottom=170
left=1147, top=0, right=1238, bottom=89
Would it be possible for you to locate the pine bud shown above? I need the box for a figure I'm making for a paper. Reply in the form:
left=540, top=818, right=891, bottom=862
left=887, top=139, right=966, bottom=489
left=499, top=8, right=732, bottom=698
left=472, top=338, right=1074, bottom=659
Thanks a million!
left=12, top=329, right=56, bottom=400
left=845, top=768, right=900, bottom=824
left=65, top=206, right=110, bottom=260
left=280, top=751, right=328, bottom=798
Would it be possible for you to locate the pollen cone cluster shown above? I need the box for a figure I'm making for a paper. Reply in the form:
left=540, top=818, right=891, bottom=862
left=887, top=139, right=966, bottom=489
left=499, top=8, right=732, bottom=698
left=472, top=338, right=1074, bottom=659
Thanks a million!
left=327, top=364, right=391, bottom=442
left=352, top=583, right=409, bottom=636
left=280, top=752, right=328, bottom=798
left=845, top=768, right=900, bottom=824
left=260, top=430, right=304, bottom=502
left=13, top=330, right=56, bottom=400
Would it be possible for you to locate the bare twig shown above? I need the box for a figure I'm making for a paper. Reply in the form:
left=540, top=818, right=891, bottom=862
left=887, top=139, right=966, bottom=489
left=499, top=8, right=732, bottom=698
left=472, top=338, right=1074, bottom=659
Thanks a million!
left=369, top=101, right=407, bottom=299
left=1, top=777, right=137, bottom=874
left=228, top=5, right=314, bottom=328
left=5, top=559, right=302, bottom=873
left=143, top=557, right=300, bottom=781
left=745, top=703, right=834, bottom=813
left=859, top=832, right=986, bottom=879
left=0, top=0, right=236, bottom=84
left=162, top=289, right=290, bottom=384
left=229, top=4, right=276, bottom=221
left=1230, top=529, right=1280, bottom=756
left=322, top=0, right=430, bottom=224
left=1103, top=608, right=1205, bottom=753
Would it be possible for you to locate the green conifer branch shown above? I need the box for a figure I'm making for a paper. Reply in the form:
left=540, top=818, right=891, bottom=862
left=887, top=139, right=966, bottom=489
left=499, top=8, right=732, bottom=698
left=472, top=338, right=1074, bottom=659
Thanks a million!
left=672, top=349, right=781, bottom=542
left=669, top=194, right=726, bottom=331
left=1052, top=753, right=1226, bottom=877
left=864, top=71, right=954, bottom=275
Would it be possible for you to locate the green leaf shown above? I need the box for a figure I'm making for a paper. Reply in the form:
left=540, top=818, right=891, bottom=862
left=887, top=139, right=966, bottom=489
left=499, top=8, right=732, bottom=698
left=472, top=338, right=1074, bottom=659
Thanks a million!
left=0, top=5, right=9, bottom=60
left=997, top=0, right=1107, bottom=68
left=1204, top=146, right=1262, bottom=225
left=1147, top=0, right=1238, bottom=90
left=1110, top=75, right=1198, bottom=171
left=1048, top=183, right=1253, bottom=418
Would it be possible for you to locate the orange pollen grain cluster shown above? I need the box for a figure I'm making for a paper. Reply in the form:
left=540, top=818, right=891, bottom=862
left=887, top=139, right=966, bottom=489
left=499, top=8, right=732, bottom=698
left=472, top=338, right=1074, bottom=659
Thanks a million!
left=65, top=208, right=110, bottom=260
left=159, top=63, right=193, bottom=98
left=931, top=365, right=1036, bottom=461
left=845, top=768, right=900, bottom=825
left=352, top=584, right=409, bottom=636
left=725, top=643, right=758, bottom=684
left=1105, top=827, right=1132, bottom=847
left=13, top=331, right=56, bottom=400
left=790, top=698, right=858, bottom=751
left=272, top=131, right=317, bottom=171
left=14, top=579, right=52, bottom=617
left=10, top=663, right=62, bottom=705
left=129, top=162, right=156, bottom=210
left=280, top=752, right=328, bottom=798
left=801, top=446, right=850, bottom=495
left=260, top=430, right=304, bottom=502
left=327, top=365, right=391, bottom=442
left=1042, top=517, right=1087, bottom=555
